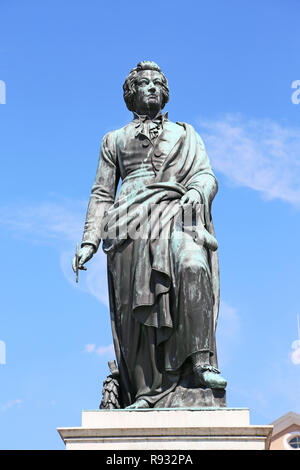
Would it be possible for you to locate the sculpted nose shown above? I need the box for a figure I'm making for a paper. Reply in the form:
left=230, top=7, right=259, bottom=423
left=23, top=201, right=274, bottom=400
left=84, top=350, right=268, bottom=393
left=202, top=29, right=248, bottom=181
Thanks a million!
left=148, top=83, right=156, bottom=93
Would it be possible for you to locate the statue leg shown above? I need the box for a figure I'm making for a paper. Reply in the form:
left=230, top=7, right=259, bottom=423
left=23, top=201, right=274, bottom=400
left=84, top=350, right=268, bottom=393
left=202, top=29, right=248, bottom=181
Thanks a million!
left=171, top=229, right=226, bottom=390
left=125, top=323, right=178, bottom=408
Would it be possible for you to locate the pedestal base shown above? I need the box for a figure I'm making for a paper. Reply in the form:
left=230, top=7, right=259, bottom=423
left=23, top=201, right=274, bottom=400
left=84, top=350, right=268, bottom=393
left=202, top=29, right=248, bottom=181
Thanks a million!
left=155, top=387, right=226, bottom=408
left=58, top=408, right=273, bottom=450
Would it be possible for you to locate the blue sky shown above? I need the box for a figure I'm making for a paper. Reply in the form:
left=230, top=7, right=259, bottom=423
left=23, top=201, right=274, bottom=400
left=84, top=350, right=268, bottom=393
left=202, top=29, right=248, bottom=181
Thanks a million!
left=0, top=0, right=300, bottom=449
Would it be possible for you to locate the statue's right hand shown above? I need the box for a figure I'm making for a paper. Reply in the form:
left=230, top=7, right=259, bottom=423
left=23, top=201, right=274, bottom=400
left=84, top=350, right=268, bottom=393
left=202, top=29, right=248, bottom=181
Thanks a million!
left=72, top=245, right=95, bottom=273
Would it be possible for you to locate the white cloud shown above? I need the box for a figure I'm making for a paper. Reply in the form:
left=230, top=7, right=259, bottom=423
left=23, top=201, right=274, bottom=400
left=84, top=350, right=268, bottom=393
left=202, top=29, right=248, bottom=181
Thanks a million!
left=95, top=344, right=115, bottom=356
left=0, top=199, right=110, bottom=307
left=60, top=247, right=109, bottom=307
left=0, top=199, right=86, bottom=242
left=84, top=343, right=114, bottom=357
left=291, top=348, right=300, bottom=365
left=198, top=114, right=300, bottom=205
left=290, top=339, right=300, bottom=365
left=1, top=399, right=22, bottom=412
left=85, top=251, right=109, bottom=307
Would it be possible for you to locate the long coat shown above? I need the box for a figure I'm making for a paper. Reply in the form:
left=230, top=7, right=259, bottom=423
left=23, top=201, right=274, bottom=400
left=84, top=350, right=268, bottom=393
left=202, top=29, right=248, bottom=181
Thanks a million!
left=82, top=115, right=220, bottom=407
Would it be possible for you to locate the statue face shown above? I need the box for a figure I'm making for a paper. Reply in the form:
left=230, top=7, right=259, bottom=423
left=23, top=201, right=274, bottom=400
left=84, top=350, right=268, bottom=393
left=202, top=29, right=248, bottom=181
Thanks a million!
left=134, top=70, right=164, bottom=115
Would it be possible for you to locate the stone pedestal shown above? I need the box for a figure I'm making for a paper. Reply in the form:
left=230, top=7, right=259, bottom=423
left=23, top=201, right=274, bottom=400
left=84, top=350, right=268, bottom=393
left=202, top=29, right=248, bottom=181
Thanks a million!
left=57, top=408, right=273, bottom=450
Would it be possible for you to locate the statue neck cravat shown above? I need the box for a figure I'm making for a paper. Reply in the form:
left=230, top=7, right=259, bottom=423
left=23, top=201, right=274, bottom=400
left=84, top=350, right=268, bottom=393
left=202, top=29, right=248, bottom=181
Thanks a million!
left=133, top=111, right=168, bottom=142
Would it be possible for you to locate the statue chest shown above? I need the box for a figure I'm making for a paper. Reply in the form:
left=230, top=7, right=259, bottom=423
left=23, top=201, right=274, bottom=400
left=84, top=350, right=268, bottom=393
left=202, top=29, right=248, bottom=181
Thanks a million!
left=116, top=134, right=167, bottom=177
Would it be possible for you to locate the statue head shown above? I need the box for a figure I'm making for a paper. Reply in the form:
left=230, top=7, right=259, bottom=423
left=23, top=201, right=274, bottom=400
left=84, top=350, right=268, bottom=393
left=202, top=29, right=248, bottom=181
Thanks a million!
left=123, top=61, right=169, bottom=115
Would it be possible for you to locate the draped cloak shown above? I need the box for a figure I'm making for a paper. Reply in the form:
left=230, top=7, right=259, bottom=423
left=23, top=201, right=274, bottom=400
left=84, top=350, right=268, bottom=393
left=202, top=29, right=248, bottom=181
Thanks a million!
left=81, top=118, right=220, bottom=407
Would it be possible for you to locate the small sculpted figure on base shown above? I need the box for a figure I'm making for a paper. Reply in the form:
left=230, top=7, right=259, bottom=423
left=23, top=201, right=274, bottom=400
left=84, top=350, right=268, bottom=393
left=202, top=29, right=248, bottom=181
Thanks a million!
left=73, top=61, right=227, bottom=409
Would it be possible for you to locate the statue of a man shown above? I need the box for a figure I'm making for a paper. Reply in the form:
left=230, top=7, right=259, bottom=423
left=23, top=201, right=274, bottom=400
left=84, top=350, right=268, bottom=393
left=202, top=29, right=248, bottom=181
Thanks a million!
left=73, top=61, right=227, bottom=409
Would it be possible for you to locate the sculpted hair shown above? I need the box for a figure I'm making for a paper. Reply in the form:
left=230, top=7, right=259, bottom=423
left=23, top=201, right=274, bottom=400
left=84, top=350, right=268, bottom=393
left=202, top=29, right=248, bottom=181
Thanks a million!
left=123, top=61, right=169, bottom=112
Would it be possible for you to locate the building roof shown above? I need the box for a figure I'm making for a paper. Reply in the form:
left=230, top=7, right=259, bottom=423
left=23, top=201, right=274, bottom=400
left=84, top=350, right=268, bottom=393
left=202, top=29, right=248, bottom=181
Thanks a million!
left=271, top=412, right=300, bottom=437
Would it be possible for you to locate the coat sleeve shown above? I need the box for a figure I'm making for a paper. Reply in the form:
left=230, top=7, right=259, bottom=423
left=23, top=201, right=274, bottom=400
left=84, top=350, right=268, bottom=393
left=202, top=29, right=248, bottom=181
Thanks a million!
left=81, top=131, right=120, bottom=251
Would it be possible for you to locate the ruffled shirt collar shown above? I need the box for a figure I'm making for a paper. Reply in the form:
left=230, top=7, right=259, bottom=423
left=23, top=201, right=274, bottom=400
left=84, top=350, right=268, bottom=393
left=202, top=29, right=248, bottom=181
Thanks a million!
left=132, top=111, right=168, bottom=141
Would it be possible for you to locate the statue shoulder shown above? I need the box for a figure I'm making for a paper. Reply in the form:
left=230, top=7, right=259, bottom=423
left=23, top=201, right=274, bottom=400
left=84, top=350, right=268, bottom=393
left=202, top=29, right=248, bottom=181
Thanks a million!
left=100, top=127, right=125, bottom=154
left=173, top=121, right=206, bottom=148
left=101, top=129, right=119, bottom=146
left=167, top=120, right=198, bottom=134
left=103, top=121, right=137, bottom=143
left=174, top=121, right=196, bottom=133
left=164, top=119, right=186, bottom=138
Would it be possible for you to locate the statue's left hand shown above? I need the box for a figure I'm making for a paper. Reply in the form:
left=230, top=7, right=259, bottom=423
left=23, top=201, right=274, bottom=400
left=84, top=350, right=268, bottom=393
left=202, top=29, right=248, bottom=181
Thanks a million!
left=180, top=189, right=202, bottom=208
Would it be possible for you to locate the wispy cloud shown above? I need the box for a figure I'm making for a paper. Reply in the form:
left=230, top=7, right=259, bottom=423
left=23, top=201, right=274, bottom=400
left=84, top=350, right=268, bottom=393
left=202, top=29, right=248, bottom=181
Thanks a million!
left=0, top=199, right=86, bottom=243
left=84, top=343, right=114, bottom=357
left=0, top=198, right=109, bottom=307
left=289, top=315, right=300, bottom=365
left=1, top=399, right=22, bottom=412
left=290, top=339, right=300, bottom=365
left=198, top=114, right=300, bottom=205
left=60, top=247, right=109, bottom=307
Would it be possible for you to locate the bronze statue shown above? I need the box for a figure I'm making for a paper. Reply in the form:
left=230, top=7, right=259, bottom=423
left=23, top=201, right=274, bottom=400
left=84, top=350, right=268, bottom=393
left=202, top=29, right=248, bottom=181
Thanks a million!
left=73, top=61, right=227, bottom=409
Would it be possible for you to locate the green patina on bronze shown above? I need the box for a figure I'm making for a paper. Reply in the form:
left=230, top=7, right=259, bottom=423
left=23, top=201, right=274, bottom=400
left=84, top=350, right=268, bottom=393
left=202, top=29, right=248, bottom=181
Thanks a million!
left=73, top=61, right=227, bottom=409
